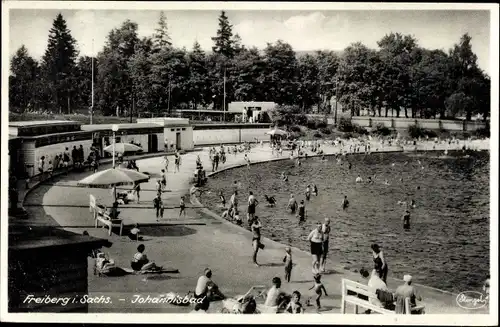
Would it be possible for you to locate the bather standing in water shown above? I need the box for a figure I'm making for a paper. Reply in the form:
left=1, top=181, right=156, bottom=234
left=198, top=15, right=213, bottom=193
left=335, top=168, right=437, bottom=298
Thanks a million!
left=341, top=195, right=349, bottom=211
left=402, top=210, right=411, bottom=230
left=287, top=194, right=297, bottom=214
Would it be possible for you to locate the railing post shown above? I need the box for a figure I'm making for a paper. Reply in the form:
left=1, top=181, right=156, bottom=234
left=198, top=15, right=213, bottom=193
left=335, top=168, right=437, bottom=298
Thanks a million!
left=341, top=279, right=346, bottom=314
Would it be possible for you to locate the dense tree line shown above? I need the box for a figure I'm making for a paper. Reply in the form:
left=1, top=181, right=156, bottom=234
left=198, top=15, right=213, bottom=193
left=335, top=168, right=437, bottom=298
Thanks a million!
left=10, top=11, right=490, bottom=120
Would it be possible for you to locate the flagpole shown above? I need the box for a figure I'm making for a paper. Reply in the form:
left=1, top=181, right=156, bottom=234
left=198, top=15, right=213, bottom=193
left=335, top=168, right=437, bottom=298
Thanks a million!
left=223, top=66, right=226, bottom=122
left=90, top=38, right=94, bottom=125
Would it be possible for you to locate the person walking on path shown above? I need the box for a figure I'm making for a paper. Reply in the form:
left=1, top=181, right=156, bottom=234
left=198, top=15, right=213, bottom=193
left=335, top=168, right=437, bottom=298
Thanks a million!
left=179, top=196, right=186, bottom=218
left=372, top=244, right=388, bottom=284
left=320, top=218, right=331, bottom=272
left=251, top=217, right=264, bottom=266
left=283, top=247, right=293, bottom=283
left=247, top=191, right=259, bottom=224
left=164, top=155, right=169, bottom=172
left=153, top=194, right=164, bottom=221
left=133, top=182, right=141, bottom=204
left=307, top=223, right=324, bottom=275
left=174, top=152, right=181, bottom=173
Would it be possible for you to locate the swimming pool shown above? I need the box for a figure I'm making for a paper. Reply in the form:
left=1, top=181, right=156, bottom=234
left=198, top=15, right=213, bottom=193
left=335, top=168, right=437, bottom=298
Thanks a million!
left=201, top=150, right=490, bottom=293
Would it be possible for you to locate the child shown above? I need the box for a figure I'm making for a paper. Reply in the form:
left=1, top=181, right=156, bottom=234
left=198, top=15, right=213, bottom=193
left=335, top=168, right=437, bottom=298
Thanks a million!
left=179, top=196, right=186, bottom=218
left=219, top=191, right=226, bottom=208
left=283, top=247, right=293, bottom=283
left=161, top=169, right=167, bottom=190
left=297, top=200, right=306, bottom=223
left=164, top=155, right=169, bottom=172
left=128, top=223, right=143, bottom=241
left=234, top=210, right=242, bottom=226
left=305, top=185, right=311, bottom=201
left=306, top=274, right=328, bottom=312
left=285, top=291, right=304, bottom=314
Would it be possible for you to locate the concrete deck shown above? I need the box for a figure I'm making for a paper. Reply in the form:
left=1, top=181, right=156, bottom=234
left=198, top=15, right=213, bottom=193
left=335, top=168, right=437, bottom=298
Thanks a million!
left=19, top=139, right=490, bottom=314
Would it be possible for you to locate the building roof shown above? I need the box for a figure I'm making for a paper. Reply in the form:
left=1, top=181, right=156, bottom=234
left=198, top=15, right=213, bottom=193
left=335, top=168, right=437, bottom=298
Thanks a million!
left=9, top=224, right=112, bottom=251
left=81, top=123, right=164, bottom=131
left=9, top=120, right=81, bottom=127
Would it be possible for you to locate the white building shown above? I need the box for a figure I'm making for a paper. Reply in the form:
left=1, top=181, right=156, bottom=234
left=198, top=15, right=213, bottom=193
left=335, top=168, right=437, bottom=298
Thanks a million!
left=228, top=101, right=276, bottom=123
left=136, top=118, right=194, bottom=151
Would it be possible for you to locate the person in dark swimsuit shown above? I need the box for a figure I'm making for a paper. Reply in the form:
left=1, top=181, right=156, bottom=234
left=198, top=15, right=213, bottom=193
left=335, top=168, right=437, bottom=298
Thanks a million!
left=251, top=217, right=264, bottom=266
left=402, top=210, right=411, bottom=229
left=297, top=200, right=306, bottom=223
left=371, top=244, right=388, bottom=284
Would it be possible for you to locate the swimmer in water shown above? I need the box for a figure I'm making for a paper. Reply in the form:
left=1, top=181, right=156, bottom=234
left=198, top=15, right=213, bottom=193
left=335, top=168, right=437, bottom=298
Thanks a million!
left=355, top=175, right=363, bottom=183
left=367, top=176, right=373, bottom=184
left=341, top=195, right=349, bottom=211
left=305, top=185, right=311, bottom=201
left=313, top=184, right=318, bottom=197
left=297, top=200, right=306, bottom=223
left=281, top=172, right=288, bottom=182
left=348, top=162, right=352, bottom=169
left=402, top=210, right=411, bottom=229
left=287, top=194, right=297, bottom=214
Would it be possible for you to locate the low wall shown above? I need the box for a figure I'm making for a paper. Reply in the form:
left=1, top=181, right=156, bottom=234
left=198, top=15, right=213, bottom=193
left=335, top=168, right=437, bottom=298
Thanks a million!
left=192, top=123, right=272, bottom=145
left=352, top=117, right=487, bottom=131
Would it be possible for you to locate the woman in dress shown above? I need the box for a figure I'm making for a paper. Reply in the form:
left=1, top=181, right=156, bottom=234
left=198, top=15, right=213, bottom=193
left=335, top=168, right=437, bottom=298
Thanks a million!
left=307, top=223, right=324, bottom=275
left=371, top=244, right=388, bottom=284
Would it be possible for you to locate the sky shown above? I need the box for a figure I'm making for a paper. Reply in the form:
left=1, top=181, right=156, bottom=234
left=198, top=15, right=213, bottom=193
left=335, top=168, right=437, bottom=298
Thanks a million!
left=8, top=8, right=492, bottom=74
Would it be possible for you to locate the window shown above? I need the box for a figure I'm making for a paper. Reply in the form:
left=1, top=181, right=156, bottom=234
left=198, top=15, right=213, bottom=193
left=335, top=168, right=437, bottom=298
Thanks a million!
left=171, top=129, right=175, bottom=131
left=182, top=128, right=186, bottom=131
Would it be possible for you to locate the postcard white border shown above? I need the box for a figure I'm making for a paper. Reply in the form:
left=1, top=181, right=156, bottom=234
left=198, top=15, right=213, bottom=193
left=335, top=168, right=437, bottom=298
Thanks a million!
left=1, top=1, right=498, bottom=325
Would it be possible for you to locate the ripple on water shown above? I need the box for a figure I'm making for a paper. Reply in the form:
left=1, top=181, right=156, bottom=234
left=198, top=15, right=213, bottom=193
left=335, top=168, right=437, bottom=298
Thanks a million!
left=202, top=151, right=490, bottom=293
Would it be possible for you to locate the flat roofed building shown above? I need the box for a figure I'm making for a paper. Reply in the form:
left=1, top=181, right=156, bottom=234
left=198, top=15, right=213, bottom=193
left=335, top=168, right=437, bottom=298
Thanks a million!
left=137, top=118, right=194, bottom=151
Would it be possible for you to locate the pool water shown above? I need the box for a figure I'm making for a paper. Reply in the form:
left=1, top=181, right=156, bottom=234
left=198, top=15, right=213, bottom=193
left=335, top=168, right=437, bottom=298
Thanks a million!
left=201, top=150, right=490, bottom=293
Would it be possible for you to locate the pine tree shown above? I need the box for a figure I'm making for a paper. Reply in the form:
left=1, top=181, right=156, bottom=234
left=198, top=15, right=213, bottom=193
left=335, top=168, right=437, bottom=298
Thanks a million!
left=153, top=11, right=172, bottom=52
left=41, top=13, right=78, bottom=112
left=211, top=11, right=235, bottom=58
left=187, top=41, right=209, bottom=108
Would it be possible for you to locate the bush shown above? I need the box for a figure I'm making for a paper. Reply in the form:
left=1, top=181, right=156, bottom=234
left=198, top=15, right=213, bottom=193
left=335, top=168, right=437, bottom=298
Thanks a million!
left=289, top=125, right=301, bottom=133
left=313, top=132, right=322, bottom=138
left=307, top=120, right=318, bottom=130
left=320, top=127, right=331, bottom=135
left=337, top=117, right=354, bottom=133
left=475, top=127, right=490, bottom=138
left=423, top=129, right=437, bottom=138
left=408, top=124, right=425, bottom=138
left=316, top=121, right=327, bottom=129
left=373, top=123, right=392, bottom=136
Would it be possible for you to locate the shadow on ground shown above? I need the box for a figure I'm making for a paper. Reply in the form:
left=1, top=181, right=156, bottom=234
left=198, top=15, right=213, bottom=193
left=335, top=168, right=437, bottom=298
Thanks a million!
left=138, top=226, right=198, bottom=237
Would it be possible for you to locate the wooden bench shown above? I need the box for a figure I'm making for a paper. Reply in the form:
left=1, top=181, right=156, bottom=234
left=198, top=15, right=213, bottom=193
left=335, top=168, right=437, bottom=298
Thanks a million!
left=90, top=195, right=124, bottom=236
left=341, top=279, right=425, bottom=315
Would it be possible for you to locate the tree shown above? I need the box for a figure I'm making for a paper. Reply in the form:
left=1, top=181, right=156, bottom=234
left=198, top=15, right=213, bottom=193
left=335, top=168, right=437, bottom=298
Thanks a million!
left=232, top=33, right=245, bottom=55
left=449, top=34, right=489, bottom=120
left=337, top=42, right=377, bottom=116
left=315, top=50, right=339, bottom=113
left=96, top=20, right=139, bottom=116
left=74, top=56, right=97, bottom=111
left=211, top=11, right=235, bottom=58
left=153, top=11, right=172, bottom=52
left=9, top=45, right=40, bottom=112
left=377, top=33, right=418, bottom=118
left=128, top=43, right=153, bottom=114
left=41, top=13, right=78, bottom=113
left=231, top=47, right=266, bottom=102
left=296, top=53, right=320, bottom=112
left=262, top=40, right=298, bottom=106
left=187, top=41, right=209, bottom=109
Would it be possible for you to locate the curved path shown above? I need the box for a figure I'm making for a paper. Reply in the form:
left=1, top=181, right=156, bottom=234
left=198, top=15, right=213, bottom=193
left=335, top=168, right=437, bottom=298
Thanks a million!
left=22, top=139, right=489, bottom=314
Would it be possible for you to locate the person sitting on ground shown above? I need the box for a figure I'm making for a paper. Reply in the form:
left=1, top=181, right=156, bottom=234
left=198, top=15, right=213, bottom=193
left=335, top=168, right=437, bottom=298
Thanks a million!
left=128, top=223, right=143, bottom=241
left=285, top=291, right=304, bottom=314
left=394, top=274, right=423, bottom=314
left=264, top=277, right=288, bottom=308
left=131, top=244, right=161, bottom=272
left=194, top=268, right=225, bottom=300
left=96, top=252, right=120, bottom=275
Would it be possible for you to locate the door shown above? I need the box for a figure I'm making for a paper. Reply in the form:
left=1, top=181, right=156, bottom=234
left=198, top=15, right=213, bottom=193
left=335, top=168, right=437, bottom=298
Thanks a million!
left=176, top=132, right=181, bottom=150
left=151, top=134, right=158, bottom=152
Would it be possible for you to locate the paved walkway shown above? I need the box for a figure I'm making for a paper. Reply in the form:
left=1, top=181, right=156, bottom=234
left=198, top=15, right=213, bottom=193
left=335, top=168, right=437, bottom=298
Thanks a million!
left=21, top=139, right=489, bottom=314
